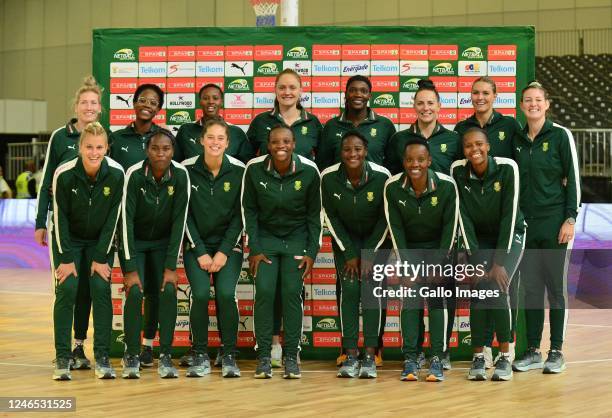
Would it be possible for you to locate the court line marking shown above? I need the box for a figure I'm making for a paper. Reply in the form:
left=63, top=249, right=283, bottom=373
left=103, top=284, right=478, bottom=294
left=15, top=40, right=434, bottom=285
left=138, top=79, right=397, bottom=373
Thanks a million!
left=2, top=358, right=612, bottom=370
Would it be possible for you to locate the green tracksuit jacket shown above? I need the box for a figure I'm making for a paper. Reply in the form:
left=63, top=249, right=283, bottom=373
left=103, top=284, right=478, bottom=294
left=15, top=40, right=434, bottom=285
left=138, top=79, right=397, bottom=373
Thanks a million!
left=36, top=120, right=81, bottom=229
left=175, top=118, right=254, bottom=163
left=384, top=169, right=458, bottom=259
left=385, top=123, right=461, bottom=175
left=52, top=157, right=124, bottom=264
left=451, top=156, right=525, bottom=265
left=246, top=108, right=322, bottom=160
left=109, top=122, right=162, bottom=170
left=241, top=154, right=322, bottom=259
left=454, top=111, right=521, bottom=159
left=321, top=161, right=390, bottom=259
left=317, top=109, right=396, bottom=170
left=513, top=119, right=581, bottom=219
left=183, top=154, right=245, bottom=257
left=121, top=160, right=190, bottom=272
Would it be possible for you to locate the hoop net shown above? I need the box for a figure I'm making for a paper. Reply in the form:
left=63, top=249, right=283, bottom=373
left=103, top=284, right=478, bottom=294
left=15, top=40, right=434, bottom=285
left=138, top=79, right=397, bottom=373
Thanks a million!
left=250, top=0, right=280, bottom=27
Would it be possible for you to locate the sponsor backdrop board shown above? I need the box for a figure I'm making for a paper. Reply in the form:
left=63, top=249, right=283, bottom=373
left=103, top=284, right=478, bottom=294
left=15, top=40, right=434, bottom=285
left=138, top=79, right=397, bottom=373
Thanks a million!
left=95, top=26, right=534, bottom=360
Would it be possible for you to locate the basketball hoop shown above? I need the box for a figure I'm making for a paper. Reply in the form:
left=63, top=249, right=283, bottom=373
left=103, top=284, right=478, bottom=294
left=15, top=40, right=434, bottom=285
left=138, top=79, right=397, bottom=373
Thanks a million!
left=250, top=0, right=280, bottom=27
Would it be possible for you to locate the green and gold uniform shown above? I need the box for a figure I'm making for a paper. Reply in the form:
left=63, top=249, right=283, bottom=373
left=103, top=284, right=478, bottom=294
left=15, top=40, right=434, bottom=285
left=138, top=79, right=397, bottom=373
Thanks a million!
left=241, top=154, right=322, bottom=359
left=51, top=156, right=124, bottom=361
left=109, top=122, right=162, bottom=170
left=513, top=120, right=580, bottom=351
left=175, top=118, right=254, bottom=163
left=454, top=111, right=521, bottom=159
left=247, top=108, right=322, bottom=161
left=385, top=123, right=461, bottom=175
left=183, top=154, right=245, bottom=356
left=321, top=161, right=390, bottom=349
left=317, top=109, right=396, bottom=170
left=384, top=169, right=458, bottom=360
left=121, top=160, right=190, bottom=356
left=37, top=120, right=90, bottom=347
left=451, top=156, right=525, bottom=348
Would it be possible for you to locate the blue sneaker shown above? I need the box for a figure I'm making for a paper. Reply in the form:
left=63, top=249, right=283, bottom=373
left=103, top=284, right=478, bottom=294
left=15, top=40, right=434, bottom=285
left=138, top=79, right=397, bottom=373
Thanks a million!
left=543, top=350, right=566, bottom=374
left=400, top=359, right=420, bottom=381
left=512, top=347, right=543, bottom=372
left=426, top=356, right=444, bottom=382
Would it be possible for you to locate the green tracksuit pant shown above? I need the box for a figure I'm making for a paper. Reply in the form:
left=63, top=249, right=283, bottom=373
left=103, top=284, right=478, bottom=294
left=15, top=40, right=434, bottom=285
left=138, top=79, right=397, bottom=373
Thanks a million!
left=333, top=240, right=383, bottom=349
left=183, top=247, right=243, bottom=355
left=522, top=212, right=570, bottom=351
left=254, top=236, right=306, bottom=359
left=123, top=239, right=177, bottom=355
left=51, top=233, right=113, bottom=361
left=469, top=232, right=525, bottom=347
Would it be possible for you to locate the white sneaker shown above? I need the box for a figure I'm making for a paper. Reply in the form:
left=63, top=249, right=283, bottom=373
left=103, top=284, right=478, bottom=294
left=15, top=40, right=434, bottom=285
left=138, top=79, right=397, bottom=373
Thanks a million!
left=271, top=344, right=282, bottom=368
left=483, top=346, right=494, bottom=369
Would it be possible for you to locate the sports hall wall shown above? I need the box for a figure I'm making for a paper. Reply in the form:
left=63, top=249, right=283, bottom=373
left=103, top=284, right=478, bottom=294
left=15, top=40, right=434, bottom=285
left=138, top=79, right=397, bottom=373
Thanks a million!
left=92, top=25, right=534, bottom=359
left=0, top=0, right=610, bottom=130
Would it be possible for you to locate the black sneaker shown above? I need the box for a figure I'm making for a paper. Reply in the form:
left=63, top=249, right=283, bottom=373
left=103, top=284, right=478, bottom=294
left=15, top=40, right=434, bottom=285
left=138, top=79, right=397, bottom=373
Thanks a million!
left=53, top=358, right=72, bottom=381
left=179, top=347, right=195, bottom=367
left=139, top=346, right=154, bottom=367
left=543, top=350, right=566, bottom=374
left=254, top=357, right=272, bottom=379
left=121, top=353, right=141, bottom=379
left=400, top=359, right=420, bottom=381
left=71, top=344, right=91, bottom=370
left=426, top=356, right=444, bottom=382
left=283, top=356, right=301, bottom=379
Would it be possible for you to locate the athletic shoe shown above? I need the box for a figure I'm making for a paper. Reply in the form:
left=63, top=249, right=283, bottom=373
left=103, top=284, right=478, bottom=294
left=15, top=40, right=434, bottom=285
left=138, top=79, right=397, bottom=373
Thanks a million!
left=359, top=353, right=377, bottom=379
left=52, top=358, right=72, bottom=381
left=221, top=354, right=241, bottom=378
left=512, top=347, right=543, bottom=372
left=508, top=342, right=516, bottom=365
left=543, top=350, right=566, bottom=374
left=271, top=344, right=282, bottom=368
left=139, top=345, right=154, bottom=367
left=416, top=352, right=427, bottom=369
left=179, top=347, right=195, bottom=367
left=336, top=353, right=347, bottom=367
left=337, top=355, right=359, bottom=378
left=121, top=353, right=140, bottom=379
left=400, top=359, right=420, bottom=381
left=213, top=352, right=222, bottom=368
left=375, top=351, right=383, bottom=367
left=158, top=354, right=178, bottom=378
left=283, top=356, right=301, bottom=379
left=492, top=355, right=513, bottom=381
left=441, top=351, right=452, bottom=370
left=71, top=344, right=91, bottom=370
left=426, top=356, right=445, bottom=382
left=483, top=346, right=494, bottom=369
left=254, top=357, right=273, bottom=379
left=467, top=355, right=487, bottom=381
left=94, top=356, right=116, bottom=379
left=186, top=353, right=211, bottom=377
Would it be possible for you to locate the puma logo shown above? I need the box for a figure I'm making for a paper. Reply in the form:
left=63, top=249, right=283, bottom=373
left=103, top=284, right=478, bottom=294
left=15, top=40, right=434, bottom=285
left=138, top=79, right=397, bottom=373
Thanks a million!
left=516, top=147, right=521, bottom=153
left=189, top=138, right=196, bottom=144
left=333, top=193, right=341, bottom=200
left=116, top=95, right=132, bottom=107
left=265, top=127, right=271, bottom=131
left=515, top=233, right=523, bottom=244
left=335, top=132, right=343, bottom=137
left=259, top=182, right=268, bottom=190
left=231, top=62, right=248, bottom=75
left=67, top=144, right=76, bottom=150
left=71, top=188, right=78, bottom=195
left=464, top=186, right=471, bottom=192
left=238, top=317, right=249, bottom=331
left=191, top=185, right=199, bottom=192
left=121, top=146, right=129, bottom=152
left=140, top=187, right=146, bottom=195
left=398, top=200, right=406, bottom=207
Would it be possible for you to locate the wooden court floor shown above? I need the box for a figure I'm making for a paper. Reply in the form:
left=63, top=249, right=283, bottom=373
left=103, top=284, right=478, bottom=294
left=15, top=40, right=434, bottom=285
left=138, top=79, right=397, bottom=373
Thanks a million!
left=1, top=268, right=611, bottom=418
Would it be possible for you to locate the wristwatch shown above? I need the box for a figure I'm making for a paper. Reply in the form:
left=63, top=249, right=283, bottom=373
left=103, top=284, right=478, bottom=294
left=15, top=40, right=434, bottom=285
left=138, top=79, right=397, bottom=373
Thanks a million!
left=565, top=217, right=576, bottom=225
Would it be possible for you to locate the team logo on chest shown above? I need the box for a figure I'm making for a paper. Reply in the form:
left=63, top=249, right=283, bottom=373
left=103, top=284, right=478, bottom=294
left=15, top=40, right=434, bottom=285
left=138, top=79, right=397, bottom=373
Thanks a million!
left=224, top=182, right=231, bottom=192
left=440, top=143, right=447, bottom=153
left=367, top=191, right=374, bottom=202
left=294, top=180, right=302, bottom=191
left=499, top=131, right=506, bottom=141
left=494, top=181, right=501, bottom=192
left=542, top=142, right=549, bottom=152
left=168, top=186, right=175, bottom=196
left=301, top=126, right=308, bottom=135
left=431, top=196, right=438, bottom=207
left=103, top=186, right=111, bottom=196
left=371, top=128, right=377, bottom=137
